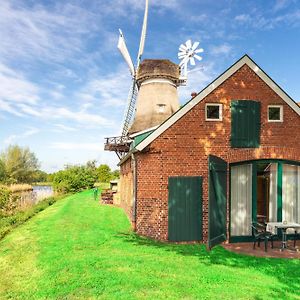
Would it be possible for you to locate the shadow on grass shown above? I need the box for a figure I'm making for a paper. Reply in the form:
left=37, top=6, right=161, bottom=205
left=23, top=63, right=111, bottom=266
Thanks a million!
left=116, top=232, right=300, bottom=299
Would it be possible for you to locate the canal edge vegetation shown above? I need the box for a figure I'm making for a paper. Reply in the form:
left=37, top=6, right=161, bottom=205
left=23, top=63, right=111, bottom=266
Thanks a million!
left=0, top=193, right=66, bottom=240
left=0, top=144, right=119, bottom=241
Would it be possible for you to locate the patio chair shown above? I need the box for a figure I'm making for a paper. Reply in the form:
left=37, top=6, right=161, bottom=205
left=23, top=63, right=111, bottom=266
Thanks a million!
left=252, top=222, right=275, bottom=252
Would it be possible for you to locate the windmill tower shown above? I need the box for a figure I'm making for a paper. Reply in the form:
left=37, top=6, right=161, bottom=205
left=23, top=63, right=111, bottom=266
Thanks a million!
left=104, top=0, right=204, bottom=158
left=129, top=59, right=180, bottom=134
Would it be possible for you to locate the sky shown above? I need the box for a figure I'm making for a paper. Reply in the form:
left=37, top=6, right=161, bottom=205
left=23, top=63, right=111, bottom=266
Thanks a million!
left=1, top=0, right=300, bottom=173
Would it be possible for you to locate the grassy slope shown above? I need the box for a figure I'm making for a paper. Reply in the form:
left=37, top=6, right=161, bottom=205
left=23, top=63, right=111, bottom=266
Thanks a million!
left=0, top=190, right=299, bottom=300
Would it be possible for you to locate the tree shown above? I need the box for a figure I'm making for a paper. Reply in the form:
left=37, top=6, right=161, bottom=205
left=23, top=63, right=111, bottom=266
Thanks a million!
left=111, top=169, right=120, bottom=180
left=32, top=170, right=48, bottom=183
left=52, top=164, right=98, bottom=193
left=97, top=164, right=111, bottom=183
left=0, top=159, right=6, bottom=182
left=1, top=145, right=40, bottom=183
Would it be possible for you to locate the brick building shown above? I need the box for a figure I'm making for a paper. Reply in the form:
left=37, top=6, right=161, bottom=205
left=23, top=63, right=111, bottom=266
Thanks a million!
left=118, top=55, right=300, bottom=247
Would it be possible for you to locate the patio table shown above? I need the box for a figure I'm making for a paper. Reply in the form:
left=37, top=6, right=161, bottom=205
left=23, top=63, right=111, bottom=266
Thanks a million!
left=266, top=222, right=300, bottom=251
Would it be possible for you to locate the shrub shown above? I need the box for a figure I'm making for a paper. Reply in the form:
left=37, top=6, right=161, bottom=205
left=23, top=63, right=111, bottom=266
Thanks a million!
left=52, top=165, right=97, bottom=193
left=0, top=186, right=11, bottom=210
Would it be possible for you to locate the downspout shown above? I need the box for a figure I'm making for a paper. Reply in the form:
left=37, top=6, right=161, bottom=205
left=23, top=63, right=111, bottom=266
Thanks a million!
left=131, top=153, right=137, bottom=231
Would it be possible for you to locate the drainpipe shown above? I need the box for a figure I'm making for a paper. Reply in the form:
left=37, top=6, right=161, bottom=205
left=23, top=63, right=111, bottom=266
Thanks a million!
left=131, top=153, right=137, bottom=231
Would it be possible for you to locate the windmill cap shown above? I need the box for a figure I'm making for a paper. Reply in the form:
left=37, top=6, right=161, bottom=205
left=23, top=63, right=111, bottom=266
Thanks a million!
left=137, top=59, right=180, bottom=84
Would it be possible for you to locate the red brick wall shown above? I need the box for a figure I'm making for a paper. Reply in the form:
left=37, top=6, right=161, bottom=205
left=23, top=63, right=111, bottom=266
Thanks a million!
left=119, top=157, right=134, bottom=220
left=132, top=64, right=300, bottom=242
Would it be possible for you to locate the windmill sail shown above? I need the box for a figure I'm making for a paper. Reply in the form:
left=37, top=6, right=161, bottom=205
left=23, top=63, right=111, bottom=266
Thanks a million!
left=118, top=30, right=135, bottom=76
left=136, top=0, right=149, bottom=68
left=121, top=0, right=149, bottom=136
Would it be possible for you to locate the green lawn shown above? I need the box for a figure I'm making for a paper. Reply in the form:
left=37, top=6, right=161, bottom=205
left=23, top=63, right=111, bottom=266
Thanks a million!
left=0, top=191, right=299, bottom=300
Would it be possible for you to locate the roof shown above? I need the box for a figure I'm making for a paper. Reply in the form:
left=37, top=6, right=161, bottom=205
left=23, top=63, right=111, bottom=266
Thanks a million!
left=137, top=59, right=179, bottom=84
left=135, top=54, right=300, bottom=152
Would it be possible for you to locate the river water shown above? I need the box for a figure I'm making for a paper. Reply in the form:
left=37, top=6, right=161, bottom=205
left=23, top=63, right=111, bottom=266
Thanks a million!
left=32, top=185, right=54, bottom=202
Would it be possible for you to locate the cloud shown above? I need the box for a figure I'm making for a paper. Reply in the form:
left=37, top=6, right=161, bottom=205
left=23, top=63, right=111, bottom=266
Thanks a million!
left=0, top=63, right=40, bottom=105
left=78, top=65, right=131, bottom=107
left=273, top=0, right=291, bottom=12
left=4, top=127, right=40, bottom=145
left=211, top=44, right=232, bottom=56
left=234, top=9, right=300, bottom=30
left=53, top=124, right=76, bottom=132
left=0, top=1, right=99, bottom=64
left=17, top=105, right=113, bottom=127
left=235, top=14, right=251, bottom=23
left=50, top=142, right=104, bottom=151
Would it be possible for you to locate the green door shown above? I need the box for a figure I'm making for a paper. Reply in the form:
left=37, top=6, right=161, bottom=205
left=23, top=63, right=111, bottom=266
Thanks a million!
left=208, top=155, right=227, bottom=248
left=168, top=176, right=202, bottom=242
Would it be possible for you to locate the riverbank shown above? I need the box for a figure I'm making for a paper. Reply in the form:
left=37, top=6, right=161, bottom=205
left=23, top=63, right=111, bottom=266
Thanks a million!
left=0, top=194, right=65, bottom=240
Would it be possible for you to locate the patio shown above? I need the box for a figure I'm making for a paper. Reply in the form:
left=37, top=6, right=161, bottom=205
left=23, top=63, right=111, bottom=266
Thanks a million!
left=222, top=241, right=300, bottom=259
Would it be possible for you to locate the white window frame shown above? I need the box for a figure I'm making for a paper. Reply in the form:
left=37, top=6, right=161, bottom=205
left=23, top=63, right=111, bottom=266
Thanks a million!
left=268, top=105, right=283, bottom=122
left=205, top=103, right=223, bottom=121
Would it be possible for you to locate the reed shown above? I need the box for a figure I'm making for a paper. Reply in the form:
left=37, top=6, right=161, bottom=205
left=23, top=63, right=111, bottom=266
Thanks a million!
left=8, top=184, right=33, bottom=193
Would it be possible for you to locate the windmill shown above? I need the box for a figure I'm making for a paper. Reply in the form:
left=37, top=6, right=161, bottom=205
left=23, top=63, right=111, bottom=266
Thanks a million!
left=178, top=40, right=204, bottom=85
left=104, top=0, right=149, bottom=159
left=104, top=4, right=204, bottom=159
left=118, top=0, right=149, bottom=137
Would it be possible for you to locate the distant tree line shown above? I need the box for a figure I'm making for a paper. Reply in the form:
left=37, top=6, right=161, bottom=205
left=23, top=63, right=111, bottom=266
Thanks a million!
left=51, top=161, right=119, bottom=193
left=0, top=145, right=120, bottom=194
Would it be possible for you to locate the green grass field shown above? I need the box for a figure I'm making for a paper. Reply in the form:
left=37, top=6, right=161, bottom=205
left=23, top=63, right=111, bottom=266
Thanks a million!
left=0, top=190, right=299, bottom=299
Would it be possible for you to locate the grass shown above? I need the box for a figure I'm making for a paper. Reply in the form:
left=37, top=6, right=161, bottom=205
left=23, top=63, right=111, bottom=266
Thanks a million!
left=0, top=190, right=299, bottom=300
left=0, top=195, right=64, bottom=240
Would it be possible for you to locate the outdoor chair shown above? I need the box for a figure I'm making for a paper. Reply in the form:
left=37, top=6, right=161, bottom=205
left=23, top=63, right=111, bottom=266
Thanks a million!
left=252, top=222, right=275, bottom=252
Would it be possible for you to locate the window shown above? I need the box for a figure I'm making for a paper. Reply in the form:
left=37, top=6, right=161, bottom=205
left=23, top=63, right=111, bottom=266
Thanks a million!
left=157, top=104, right=166, bottom=114
left=268, top=105, right=283, bottom=122
left=205, top=103, right=222, bottom=121
left=231, top=100, right=261, bottom=148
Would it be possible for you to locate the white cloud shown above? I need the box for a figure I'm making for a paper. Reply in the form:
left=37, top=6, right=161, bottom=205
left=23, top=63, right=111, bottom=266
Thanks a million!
left=17, top=105, right=113, bottom=127
left=211, top=44, right=232, bottom=56
left=50, top=142, right=104, bottom=151
left=79, top=65, right=131, bottom=107
left=53, top=124, right=76, bottom=132
left=235, top=14, right=251, bottom=23
left=4, top=127, right=40, bottom=145
left=273, top=0, right=291, bottom=12
left=0, top=1, right=99, bottom=63
left=0, top=63, right=40, bottom=105
left=0, top=100, right=24, bottom=117
left=234, top=9, right=300, bottom=30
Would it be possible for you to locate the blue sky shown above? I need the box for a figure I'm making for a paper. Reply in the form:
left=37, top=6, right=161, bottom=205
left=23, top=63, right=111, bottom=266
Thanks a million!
left=1, top=0, right=300, bottom=173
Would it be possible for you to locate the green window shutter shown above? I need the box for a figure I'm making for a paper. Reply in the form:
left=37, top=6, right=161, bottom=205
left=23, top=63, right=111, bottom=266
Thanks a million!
left=231, top=100, right=260, bottom=148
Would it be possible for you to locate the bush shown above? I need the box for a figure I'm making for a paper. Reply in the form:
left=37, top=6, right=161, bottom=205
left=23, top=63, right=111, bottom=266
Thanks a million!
left=0, top=186, right=10, bottom=210
left=52, top=165, right=97, bottom=194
